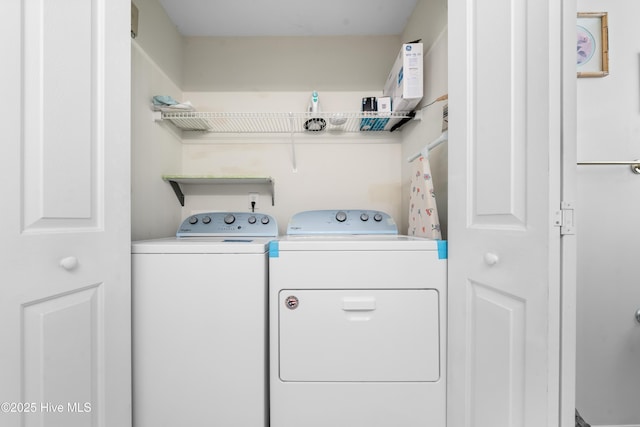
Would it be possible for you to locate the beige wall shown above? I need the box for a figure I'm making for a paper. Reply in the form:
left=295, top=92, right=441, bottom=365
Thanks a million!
left=131, top=42, right=184, bottom=240
left=179, top=0, right=448, bottom=93
left=182, top=35, right=400, bottom=92
left=132, top=0, right=184, bottom=87
left=402, top=0, right=448, bottom=70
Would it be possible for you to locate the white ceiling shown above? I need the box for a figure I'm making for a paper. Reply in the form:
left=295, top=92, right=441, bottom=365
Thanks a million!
left=158, top=0, right=419, bottom=37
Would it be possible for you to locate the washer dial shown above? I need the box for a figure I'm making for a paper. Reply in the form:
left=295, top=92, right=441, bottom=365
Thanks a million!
left=335, top=211, right=347, bottom=222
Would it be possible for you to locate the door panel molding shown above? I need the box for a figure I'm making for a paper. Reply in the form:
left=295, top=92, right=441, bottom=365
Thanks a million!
left=468, top=280, right=525, bottom=427
left=22, top=0, right=102, bottom=230
left=22, top=284, right=103, bottom=426
left=469, top=0, right=527, bottom=230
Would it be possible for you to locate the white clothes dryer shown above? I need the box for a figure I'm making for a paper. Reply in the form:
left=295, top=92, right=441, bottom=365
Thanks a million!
left=269, top=210, right=447, bottom=427
left=132, top=212, right=277, bottom=427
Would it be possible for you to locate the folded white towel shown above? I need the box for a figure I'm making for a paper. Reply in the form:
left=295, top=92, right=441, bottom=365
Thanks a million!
left=152, top=101, right=195, bottom=112
left=151, top=96, right=195, bottom=112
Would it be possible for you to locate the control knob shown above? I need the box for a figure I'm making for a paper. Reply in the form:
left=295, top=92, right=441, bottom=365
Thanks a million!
left=224, top=214, right=236, bottom=224
left=202, top=216, right=211, bottom=224
left=335, top=211, right=347, bottom=222
left=373, top=213, right=383, bottom=222
left=188, top=216, right=198, bottom=225
left=248, top=216, right=257, bottom=224
left=261, top=216, right=270, bottom=225
left=360, top=213, right=369, bottom=221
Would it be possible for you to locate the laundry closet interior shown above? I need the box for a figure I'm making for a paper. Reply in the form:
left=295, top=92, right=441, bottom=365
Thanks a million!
left=131, top=1, right=449, bottom=426
left=130, top=0, right=449, bottom=241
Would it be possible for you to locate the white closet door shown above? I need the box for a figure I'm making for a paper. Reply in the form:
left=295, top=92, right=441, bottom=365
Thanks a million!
left=448, top=0, right=576, bottom=426
left=0, top=1, right=131, bottom=426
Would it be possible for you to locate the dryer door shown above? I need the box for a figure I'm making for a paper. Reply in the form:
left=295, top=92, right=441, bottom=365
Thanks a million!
left=278, top=289, right=440, bottom=382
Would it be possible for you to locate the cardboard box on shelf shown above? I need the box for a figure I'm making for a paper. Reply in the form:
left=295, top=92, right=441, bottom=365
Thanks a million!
left=383, top=43, right=423, bottom=113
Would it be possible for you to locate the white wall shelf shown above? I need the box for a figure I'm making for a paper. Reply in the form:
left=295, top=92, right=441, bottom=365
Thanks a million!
left=155, top=111, right=413, bottom=133
left=162, top=175, right=275, bottom=207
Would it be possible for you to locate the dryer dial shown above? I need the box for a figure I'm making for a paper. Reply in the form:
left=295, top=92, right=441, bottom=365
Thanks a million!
left=224, top=214, right=236, bottom=224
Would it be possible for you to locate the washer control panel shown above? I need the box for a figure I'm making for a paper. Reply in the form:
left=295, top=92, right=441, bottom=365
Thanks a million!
left=177, top=212, right=278, bottom=237
left=287, top=210, right=397, bottom=235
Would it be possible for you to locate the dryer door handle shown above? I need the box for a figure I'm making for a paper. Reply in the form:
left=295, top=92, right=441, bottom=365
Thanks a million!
left=342, top=297, right=376, bottom=311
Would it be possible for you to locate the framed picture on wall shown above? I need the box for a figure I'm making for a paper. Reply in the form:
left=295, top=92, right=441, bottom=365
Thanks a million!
left=577, top=12, right=609, bottom=78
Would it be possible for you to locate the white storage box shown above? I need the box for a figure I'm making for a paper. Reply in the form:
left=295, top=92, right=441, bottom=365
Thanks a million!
left=377, top=96, right=391, bottom=113
left=383, top=43, right=423, bottom=112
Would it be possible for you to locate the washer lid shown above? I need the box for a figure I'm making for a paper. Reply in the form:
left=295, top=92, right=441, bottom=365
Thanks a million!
left=131, top=237, right=274, bottom=254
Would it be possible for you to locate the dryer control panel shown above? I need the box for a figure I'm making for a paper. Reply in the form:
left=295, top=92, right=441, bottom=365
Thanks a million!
left=177, top=212, right=278, bottom=237
left=287, top=209, right=397, bottom=235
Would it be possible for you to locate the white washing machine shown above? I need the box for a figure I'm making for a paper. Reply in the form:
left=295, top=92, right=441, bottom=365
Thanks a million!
left=132, top=212, right=278, bottom=427
left=269, top=210, right=447, bottom=427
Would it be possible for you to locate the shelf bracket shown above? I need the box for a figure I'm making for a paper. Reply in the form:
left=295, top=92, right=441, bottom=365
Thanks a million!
left=167, top=180, right=185, bottom=206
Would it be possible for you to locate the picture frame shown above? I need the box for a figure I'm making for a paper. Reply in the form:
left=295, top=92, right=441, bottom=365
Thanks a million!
left=577, top=12, right=609, bottom=78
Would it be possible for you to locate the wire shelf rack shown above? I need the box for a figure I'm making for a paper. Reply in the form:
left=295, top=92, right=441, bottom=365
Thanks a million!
left=158, top=111, right=412, bottom=133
